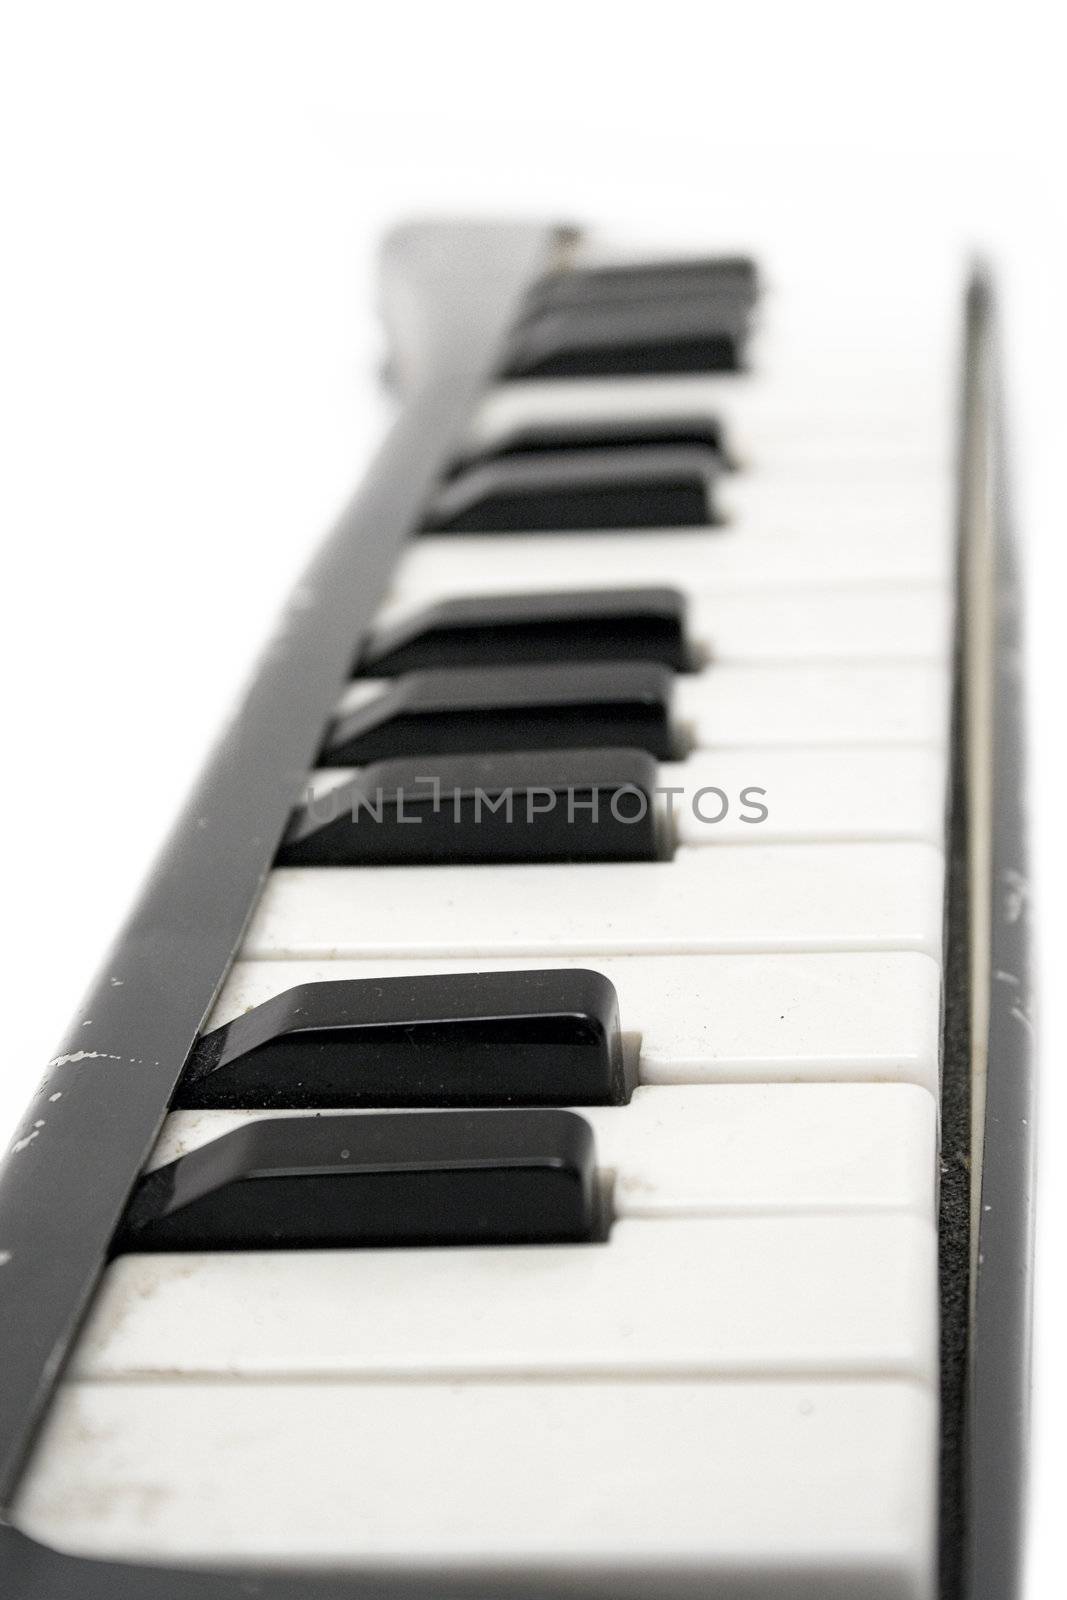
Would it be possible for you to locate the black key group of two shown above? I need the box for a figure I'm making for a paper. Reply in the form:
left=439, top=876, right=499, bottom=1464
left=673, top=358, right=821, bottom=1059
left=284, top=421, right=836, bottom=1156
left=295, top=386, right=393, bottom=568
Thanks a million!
left=426, top=255, right=757, bottom=529
left=118, top=970, right=626, bottom=1254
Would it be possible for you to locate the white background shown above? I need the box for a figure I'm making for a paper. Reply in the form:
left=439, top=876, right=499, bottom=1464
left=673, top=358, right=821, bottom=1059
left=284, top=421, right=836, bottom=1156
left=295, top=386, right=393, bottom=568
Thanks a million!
left=0, top=2, right=1063, bottom=1592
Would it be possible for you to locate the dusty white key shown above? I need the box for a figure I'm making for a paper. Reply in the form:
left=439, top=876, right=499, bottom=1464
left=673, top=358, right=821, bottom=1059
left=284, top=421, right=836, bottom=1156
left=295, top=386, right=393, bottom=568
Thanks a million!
left=308, top=747, right=947, bottom=846
left=242, top=844, right=945, bottom=960
left=15, top=1377, right=937, bottom=1595
left=72, top=1211, right=936, bottom=1382
left=392, top=524, right=953, bottom=597
left=675, top=666, right=949, bottom=747
left=207, top=952, right=942, bottom=1090
left=148, top=1083, right=938, bottom=1214
left=370, top=584, right=953, bottom=665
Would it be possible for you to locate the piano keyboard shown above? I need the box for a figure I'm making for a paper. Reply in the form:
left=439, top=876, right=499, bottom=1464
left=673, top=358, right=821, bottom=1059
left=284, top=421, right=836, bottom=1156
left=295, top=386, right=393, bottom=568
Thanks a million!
left=0, top=223, right=1031, bottom=1600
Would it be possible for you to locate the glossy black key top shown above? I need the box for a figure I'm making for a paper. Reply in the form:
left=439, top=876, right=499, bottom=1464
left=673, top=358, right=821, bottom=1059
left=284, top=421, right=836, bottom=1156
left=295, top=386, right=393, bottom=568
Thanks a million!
left=358, top=588, right=693, bottom=676
left=176, top=969, right=630, bottom=1109
left=114, top=1110, right=600, bottom=1251
left=278, top=749, right=661, bottom=866
left=524, top=256, right=759, bottom=313
left=452, top=413, right=725, bottom=469
left=422, top=445, right=719, bottom=533
left=501, top=298, right=752, bottom=380
left=323, top=663, right=678, bottom=765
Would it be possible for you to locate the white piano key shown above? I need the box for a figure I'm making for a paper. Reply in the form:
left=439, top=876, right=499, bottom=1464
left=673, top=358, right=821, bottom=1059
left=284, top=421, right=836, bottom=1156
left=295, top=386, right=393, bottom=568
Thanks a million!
left=719, top=470, right=950, bottom=544
left=308, top=747, right=947, bottom=846
left=391, top=524, right=953, bottom=597
left=207, top=951, right=943, bottom=1090
left=471, top=371, right=953, bottom=469
left=748, top=279, right=958, bottom=404
left=147, top=1084, right=938, bottom=1216
left=686, top=586, right=953, bottom=663
left=72, top=1212, right=936, bottom=1383
left=339, top=660, right=953, bottom=760
left=335, top=666, right=951, bottom=751
left=241, top=844, right=946, bottom=960
left=429, top=453, right=950, bottom=563
left=670, top=749, right=946, bottom=843
left=370, top=584, right=953, bottom=665
left=676, top=666, right=949, bottom=747
left=15, top=1377, right=937, bottom=1596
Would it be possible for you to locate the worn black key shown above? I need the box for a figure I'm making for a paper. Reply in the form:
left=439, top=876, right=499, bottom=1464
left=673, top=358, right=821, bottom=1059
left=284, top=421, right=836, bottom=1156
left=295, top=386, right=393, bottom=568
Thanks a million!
left=278, top=749, right=661, bottom=866
left=524, top=256, right=759, bottom=314
left=501, top=298, right=752, bottom=380
left=323, top=663, right=678, bottom=765
left=451, top=413, right=725, bottom=470
left=422, top=445, right=719, bottom=533
left=358, top=589, right=693, bottom=676
left=176, top=969, right=630, bottom=1109
left=114, top=1109, right=600, bottom=1252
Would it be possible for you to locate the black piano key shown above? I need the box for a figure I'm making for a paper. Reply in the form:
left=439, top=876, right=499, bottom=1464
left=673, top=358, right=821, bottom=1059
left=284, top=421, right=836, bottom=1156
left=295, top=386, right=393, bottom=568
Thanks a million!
left=115, top=1109, right=600, bottom=1251
left=177, top=969, right=630, bottom=1109
left=322, top=662, right=678, bottom=766
left=451, top=413, right=725, bottom=469
left=277, top=749, right=661, bottom=866
left=358, top=589, right=693, bottom=677
left=524, top=256, right=759, bottom=313
left=501, top=297, right=752, bottom=381
left=516, top=294, right=751, bottom=345
left=421, top=445, right=719, bottom=533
